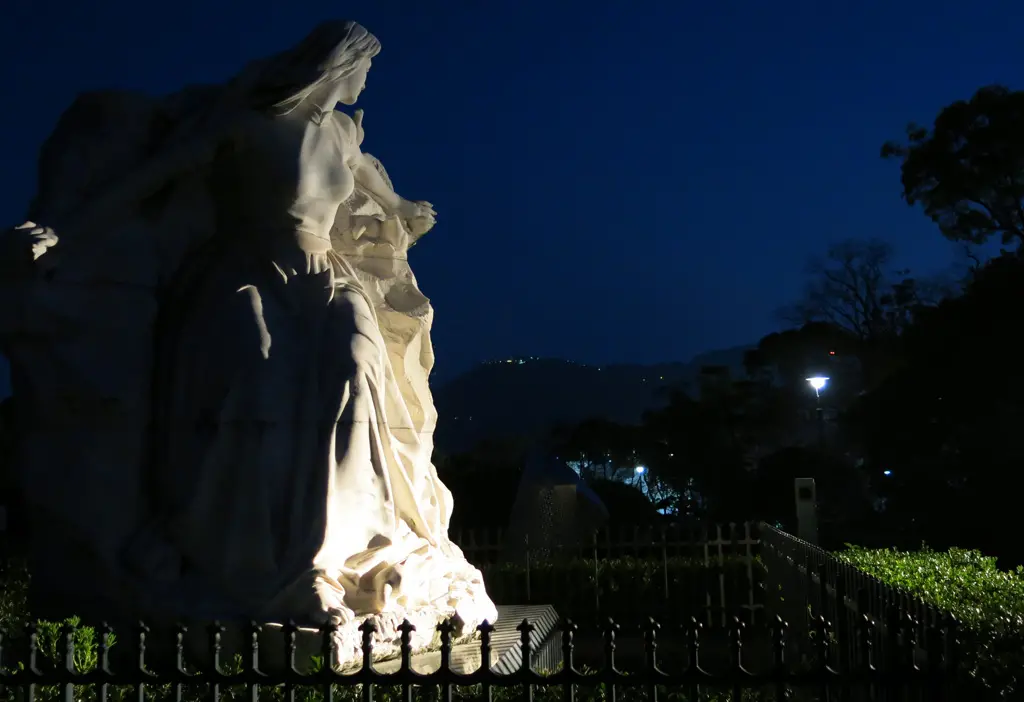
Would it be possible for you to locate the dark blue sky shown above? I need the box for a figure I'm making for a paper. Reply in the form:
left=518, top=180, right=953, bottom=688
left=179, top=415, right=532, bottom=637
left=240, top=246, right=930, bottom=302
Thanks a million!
left=2, top=0, right=1020, bottom=377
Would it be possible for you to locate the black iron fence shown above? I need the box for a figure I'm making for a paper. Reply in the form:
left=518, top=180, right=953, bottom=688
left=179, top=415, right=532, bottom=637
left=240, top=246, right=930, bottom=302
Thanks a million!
left=0, top=613, right=968, bottom=701
left=759, top=522, right=981, bottom=697
left=0, top=522, right=997, bottom=699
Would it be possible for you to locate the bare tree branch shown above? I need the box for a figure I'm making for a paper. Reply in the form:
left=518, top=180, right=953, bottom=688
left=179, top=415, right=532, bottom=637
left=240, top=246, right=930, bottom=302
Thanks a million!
left=783, top=239, right=925, bottom=342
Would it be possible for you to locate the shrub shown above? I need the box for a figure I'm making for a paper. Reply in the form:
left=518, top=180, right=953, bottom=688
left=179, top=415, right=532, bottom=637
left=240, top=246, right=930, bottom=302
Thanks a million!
left=0, top=558, right=29, bottom=636
left=837, top=544, right=1024, bottom=695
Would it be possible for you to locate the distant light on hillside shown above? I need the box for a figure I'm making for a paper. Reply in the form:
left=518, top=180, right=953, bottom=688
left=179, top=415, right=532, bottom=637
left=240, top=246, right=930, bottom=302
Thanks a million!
left=635, top=465, right=646, bottom=474
left=494, top=357, right=535, bottom=366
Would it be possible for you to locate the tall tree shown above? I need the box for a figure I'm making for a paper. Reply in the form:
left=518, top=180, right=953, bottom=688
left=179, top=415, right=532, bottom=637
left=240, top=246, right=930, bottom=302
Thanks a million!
left=845, top=252, right=1024, bottom=560
left=550, top=418, right=642, bottom=482
left=882, top=85, right=1024, bottom=249
left=639, top=385, right=762, bottom=521
left=782, top=239, right=933, bottom=343
left=746, top=322, right=849, bottom=388
left=780, top=239, right=946, bottom=388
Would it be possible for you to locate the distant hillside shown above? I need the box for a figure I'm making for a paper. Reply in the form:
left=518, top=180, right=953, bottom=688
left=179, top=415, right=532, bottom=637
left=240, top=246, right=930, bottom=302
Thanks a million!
left=0, top=344, right=755, bottom=455
left=433, top=346, right=752, bottom=453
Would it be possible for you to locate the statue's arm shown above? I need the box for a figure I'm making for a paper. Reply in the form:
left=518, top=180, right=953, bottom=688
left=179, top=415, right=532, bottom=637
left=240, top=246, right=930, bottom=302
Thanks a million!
left=348, top=145, right=437, bottom=232
left=350, top=151, right=404, bottom=213
left=333, top=111, right=417, bottom=216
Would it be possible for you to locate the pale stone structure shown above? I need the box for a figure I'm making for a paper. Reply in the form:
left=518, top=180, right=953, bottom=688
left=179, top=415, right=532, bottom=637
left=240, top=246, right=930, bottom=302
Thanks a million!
left=0, top=20, right=496, bottom=666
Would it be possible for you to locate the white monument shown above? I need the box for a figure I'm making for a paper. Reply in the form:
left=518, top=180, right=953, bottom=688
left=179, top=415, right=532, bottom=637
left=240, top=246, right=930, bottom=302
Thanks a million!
left=0, top=20, right=496, bottom=667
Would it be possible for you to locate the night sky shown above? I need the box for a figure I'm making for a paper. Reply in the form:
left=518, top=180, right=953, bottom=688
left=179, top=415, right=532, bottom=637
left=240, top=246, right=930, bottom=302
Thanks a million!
left=1, top=0, right=1021, bottom=379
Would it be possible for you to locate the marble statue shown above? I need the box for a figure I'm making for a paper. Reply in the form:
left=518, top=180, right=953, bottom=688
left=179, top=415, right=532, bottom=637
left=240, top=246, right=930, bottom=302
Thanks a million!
left=0, top=20, right=496, bottom=666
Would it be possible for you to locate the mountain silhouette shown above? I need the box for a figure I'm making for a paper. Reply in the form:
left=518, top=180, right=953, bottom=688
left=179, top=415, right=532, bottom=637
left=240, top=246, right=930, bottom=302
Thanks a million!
left=0, top=344, right=753, bottom=454
left=433, top=345, right=752, bottom=453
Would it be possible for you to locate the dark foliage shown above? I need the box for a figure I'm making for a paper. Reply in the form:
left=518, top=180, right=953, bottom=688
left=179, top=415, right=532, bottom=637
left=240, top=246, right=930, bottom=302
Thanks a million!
left=883, top=85, right=1024, bottom=248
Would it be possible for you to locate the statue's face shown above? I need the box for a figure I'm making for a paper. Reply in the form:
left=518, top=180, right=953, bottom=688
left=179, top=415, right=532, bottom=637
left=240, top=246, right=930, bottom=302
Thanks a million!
left=337, top=58, right=371, bottom=105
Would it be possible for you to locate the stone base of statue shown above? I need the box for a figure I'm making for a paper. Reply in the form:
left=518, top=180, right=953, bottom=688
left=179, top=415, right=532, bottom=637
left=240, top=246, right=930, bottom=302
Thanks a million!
left=176, top=605, right=558, bottom=674
left=375, top=605, right=561, bottom=675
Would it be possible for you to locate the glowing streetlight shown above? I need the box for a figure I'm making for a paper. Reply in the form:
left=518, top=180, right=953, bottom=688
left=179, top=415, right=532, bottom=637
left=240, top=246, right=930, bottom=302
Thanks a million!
left=806, top=376, right=829, bottom=398
left=806, top=376, right=829, bottom=450
left=635, top=465, right=646, bottom=475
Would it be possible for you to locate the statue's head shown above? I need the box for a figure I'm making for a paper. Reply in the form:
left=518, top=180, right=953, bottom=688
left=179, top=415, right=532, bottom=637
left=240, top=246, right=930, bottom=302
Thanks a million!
left=245, top=21, right=382, bottom=114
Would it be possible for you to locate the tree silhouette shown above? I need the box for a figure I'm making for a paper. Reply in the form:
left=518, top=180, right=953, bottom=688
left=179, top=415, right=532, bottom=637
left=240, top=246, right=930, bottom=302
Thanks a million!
left=845, top=251, right=1024, bottom=560
left=883, top=85, right=1024, bottom=249
left=778, top=240, right=949, bottom=389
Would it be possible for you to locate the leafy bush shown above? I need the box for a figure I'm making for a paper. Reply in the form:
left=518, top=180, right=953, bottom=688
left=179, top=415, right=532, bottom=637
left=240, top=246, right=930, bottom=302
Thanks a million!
left=837, top=544, right=1024, bottom=695
left=0, top=557, right=29, bottom=636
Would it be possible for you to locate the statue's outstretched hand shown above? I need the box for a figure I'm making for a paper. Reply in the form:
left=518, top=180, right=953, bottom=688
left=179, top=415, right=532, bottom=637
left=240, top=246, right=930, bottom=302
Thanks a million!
left=407, top=214, right=436, bottom=238
left=399, top=200, right=436, bottom=239
left=397, top=198, right=435, bottom=222
left=0, top=221, right=59, bottom=277
left=14, top=221, right=58, bottom=261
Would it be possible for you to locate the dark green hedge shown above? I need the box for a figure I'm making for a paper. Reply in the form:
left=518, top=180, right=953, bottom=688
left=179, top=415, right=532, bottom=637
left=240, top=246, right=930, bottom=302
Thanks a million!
left=838, top=545, right=1024, bottom=696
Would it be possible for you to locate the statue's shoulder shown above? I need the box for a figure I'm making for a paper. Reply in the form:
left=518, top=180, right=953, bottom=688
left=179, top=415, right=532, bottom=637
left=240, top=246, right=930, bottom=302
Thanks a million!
left=329, top=110, right=356, bottom=131
left=325, top=110, right=358, bottom=149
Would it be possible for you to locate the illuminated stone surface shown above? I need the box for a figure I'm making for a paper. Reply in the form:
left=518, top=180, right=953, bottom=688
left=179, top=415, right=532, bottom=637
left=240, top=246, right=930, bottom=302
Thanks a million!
left=0, top=20, right=496, bottom=667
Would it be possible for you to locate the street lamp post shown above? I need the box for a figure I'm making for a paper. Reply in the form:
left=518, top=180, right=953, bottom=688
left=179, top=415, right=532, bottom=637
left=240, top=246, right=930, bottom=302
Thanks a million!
left=798, top=376, right=829, bottom=544
left=806, top=376, right=828, bottom=398
left=806, top=376, right=829, bottom=450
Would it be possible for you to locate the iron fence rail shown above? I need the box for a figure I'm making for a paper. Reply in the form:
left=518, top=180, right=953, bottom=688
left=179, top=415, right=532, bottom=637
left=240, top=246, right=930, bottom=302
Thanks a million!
left=759, top=521, right=961, bottom=675
left=0, top=614, right=965, bottom=700
left=0, top=523, right=998, bottom=698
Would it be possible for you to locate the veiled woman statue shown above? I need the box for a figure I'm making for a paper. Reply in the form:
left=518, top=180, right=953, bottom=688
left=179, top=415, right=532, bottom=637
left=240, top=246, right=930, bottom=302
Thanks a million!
left=0, top=20, right=496, bottom=656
